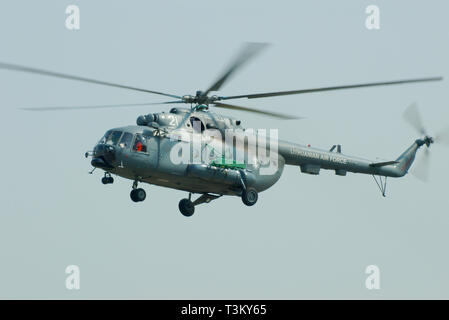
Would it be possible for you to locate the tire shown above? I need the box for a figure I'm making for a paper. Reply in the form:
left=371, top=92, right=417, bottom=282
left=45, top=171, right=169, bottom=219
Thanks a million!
left=242, top=187, right=258, bottom=206
left=130, top=188, right=146, bottom=202
left=135, top=188, right=146, bottom=202
left=130, top=189, right=138, bottom=202
left=102, top=177, right=114, bottom=184
left=179, top=199, right=195, bottom=217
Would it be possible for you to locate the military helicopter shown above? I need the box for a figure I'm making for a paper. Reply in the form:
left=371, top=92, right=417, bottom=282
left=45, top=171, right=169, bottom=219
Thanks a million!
left=0, top=43, right=445, bottom=216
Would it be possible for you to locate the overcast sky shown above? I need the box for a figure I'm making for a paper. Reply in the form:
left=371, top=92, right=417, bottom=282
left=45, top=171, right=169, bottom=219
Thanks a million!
left=0, top=0, right=448, bottom=299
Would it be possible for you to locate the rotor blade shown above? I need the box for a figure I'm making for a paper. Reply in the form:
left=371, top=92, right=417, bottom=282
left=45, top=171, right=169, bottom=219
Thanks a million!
left=19, top=100, right=183, bottom=111
left=220, top=77, right=443, bottom=100
left=0, top=62, right=182, bottom=99
left=403, top=103, right=426, bottom=135
left=214, top=102, right=301, bottom=120
left=412, top=148, right=430, bottom=182
left=435, top=126, right=449, bottom=146
left=203, top=42, right=269, bottom=96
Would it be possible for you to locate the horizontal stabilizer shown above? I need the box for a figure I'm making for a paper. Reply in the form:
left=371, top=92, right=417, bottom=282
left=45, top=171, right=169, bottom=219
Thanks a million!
left=369, top=160, right=399, bottom=168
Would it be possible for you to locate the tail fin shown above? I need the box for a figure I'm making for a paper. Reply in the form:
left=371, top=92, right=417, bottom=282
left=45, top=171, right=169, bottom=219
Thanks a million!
left=394, top=138, right=431, bottom=176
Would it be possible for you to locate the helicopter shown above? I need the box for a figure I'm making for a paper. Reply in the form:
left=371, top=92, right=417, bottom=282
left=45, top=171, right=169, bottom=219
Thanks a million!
left=0, top=43, right=445, bottom=217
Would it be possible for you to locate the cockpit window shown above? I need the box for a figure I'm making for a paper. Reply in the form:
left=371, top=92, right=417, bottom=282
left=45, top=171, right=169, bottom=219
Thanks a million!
left=132, top=134, right=148, bottom=153
left=107, top=131, right=123, bottom=145
left=118, top=132, right=133, bottom=148
left=100, top=130, right=123, bottom=146
left=99, top=131, right=110, bottom=144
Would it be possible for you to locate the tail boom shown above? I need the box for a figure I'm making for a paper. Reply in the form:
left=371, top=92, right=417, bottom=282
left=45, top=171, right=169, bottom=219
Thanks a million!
left=278, top=138, right=429, bottom=178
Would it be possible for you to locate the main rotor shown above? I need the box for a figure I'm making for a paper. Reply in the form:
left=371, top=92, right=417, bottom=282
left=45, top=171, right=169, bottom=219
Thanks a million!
left=0, top=42, right=443, bottom=119
left=181, top=91, right=219, bottom=106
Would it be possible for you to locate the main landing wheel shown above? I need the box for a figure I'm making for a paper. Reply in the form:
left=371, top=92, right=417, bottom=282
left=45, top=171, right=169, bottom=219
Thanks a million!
left=179, top=199, right=195, bottom=217
left=241, top=187, right=258, bottom=206
left=130, top=188, right=146, bottom=202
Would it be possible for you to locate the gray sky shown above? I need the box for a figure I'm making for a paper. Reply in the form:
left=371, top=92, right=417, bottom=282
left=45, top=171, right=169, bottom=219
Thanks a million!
left=0, top=0, right=448, bottom=299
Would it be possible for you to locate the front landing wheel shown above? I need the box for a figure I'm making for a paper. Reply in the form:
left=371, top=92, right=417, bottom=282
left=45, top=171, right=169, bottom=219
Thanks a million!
left=242, top=187, right=258, bottom=206
left=179, top=199, right=195, bottom=217
left=102, top=176, right=114, bottom=184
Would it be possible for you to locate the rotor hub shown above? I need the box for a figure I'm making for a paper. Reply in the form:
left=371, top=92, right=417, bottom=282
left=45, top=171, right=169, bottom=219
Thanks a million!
left=416, top=136, right=434, bottom=148
left=181, top=92, right=221, bottom=106
left=424, top=136, right=434, bottom=147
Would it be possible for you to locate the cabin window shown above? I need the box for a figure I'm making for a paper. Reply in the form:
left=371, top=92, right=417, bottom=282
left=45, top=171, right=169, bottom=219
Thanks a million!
left=132, top=134, right=148, bottom=153
left=189, top=117, right=205, bottom=132
left=118, top=132, right=133, bottom=149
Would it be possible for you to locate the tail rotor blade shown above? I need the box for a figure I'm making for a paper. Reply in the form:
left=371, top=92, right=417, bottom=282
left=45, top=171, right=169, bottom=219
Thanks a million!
left=403, top=103, right=426, bottom=135
left=434, top=126, right=449, bottom=146
left=412, top=148, right=430, bottom=182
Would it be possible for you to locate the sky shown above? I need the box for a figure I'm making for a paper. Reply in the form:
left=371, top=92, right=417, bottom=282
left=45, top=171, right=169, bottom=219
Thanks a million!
left=0, top=0, right=448, bottom=299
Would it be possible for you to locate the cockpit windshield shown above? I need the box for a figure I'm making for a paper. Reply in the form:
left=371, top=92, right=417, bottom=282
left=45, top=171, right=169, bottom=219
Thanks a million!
left=99, top=130, right=153, bottom=153
left=99, top=130, right=123, bottom=146
left=118, top=132, right=133, bottom=148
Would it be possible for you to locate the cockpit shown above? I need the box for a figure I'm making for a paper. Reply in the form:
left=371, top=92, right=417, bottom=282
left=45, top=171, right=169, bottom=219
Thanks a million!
left=98, top=129, right=152, bottom=153
left=99, top=130, right=122, bottom=145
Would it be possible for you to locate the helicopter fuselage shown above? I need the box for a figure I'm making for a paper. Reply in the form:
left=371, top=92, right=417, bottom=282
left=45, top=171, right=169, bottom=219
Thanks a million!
left=92, top=125, right=284, bottom=195
left=89, top=108, right=425, bottom=200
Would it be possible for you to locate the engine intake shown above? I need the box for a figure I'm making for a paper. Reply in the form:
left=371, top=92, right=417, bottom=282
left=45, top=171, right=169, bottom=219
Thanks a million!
left=136, top=113, right=156, bottom=126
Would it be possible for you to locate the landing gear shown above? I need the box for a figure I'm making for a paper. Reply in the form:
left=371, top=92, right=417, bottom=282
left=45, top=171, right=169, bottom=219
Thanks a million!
left=241, top=187, right=258, bottom=206
left=179, top=198, right=195, bottom=217
left=178, top=193, right=221, bottom=217
left=238, top=170, right=258, bottom=206
left=101, top=173, right=114, bottom=184
left=372, top=175, right=387, bottom=197
left=130, top=179, right=146, bottom=202
left=130, top=188, right=146, bottom=202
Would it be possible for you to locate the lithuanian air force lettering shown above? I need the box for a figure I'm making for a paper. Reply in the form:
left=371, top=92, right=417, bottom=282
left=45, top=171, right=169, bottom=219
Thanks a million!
left=1, top=43, right=445, bottom=216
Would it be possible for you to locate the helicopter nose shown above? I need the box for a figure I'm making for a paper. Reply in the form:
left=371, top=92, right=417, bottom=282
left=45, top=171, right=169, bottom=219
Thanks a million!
left=91, top=144, right=116, bottom=169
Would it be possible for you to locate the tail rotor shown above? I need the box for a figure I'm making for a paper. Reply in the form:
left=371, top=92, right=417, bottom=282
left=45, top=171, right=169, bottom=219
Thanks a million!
left=434, top=126, right=449, bottom=146
left=403, top=102, right=427, bottom=135
left=403, top=103, right=449, bottom=181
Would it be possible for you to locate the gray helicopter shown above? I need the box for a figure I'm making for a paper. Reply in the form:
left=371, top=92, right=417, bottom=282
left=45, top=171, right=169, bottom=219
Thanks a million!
left=0, top=43, right=445, bottom=216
